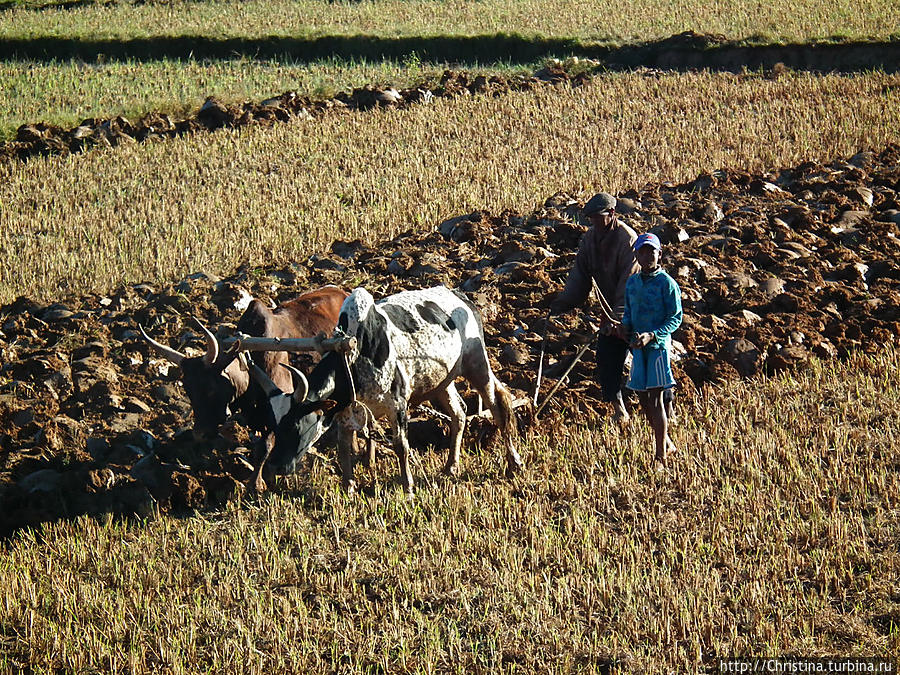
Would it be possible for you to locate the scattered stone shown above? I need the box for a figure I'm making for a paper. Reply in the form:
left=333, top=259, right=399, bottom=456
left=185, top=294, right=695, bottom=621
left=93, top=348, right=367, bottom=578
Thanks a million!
left=724, top=310, right=763, bottom=325
left=766, top=346, right=809, bottom=373
left=759, top=278, right=785, bottom=295
left=722, top=338, right=761, bottom=377
left=616, top=197, right=641, bottom=214
left=837, top=210, right=870, bottom=228
left=699, top=202, right=724, bottom=224
left=501, top=343, right=531, bottom=366
left=41, top=306, right=74, bottom=322
left=812, top=340, right=838, bottom=359
left=122, top=397, right=152, bottom=414
left=37, top=415, right=83, bottom=452
left=650, top=222, right=690, bottom=245
left=72, top=340, right=107, bottom=360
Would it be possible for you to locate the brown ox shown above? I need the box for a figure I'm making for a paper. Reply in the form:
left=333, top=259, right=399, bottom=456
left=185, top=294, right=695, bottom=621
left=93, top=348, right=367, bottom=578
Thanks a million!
left=140, top=285, right=348, bottom=486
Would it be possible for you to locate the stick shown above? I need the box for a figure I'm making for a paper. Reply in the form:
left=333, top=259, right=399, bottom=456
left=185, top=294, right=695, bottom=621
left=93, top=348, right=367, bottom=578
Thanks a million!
left=419, top=398, right=529, bottom=423
left=533, top=311, right=551, bottom=406
left=534, top=334, right=597, bottom=418
left=219, top=333, right=357, bottom=354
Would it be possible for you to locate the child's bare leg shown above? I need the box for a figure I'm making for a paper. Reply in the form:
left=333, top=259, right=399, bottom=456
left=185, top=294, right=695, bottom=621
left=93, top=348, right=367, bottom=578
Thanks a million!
left=665, top=392, right=676, bottom=425
left=661, top=389, right=677, bottom=456
left=647, top=388, right=668, bottom=463
left=637, top=391, right=652, bottom=422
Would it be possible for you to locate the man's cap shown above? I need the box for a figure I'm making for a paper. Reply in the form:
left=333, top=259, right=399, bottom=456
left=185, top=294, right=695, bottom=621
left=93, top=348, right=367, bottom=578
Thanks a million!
left=582, top=192, right=617, bottom=215
left=633, top=232, right=661, bottom=251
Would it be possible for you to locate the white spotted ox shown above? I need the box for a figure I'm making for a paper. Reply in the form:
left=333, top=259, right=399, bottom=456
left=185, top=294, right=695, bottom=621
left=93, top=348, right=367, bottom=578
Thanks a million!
left=247, top=286, right=523, bottom=493
left=139, top=284, right=348, bottom=444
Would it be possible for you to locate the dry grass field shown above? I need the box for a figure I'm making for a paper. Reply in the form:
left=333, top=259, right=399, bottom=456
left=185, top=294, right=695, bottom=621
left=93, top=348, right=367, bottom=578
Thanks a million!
left=0, top=58, right=453, bottom=141
left=2, top=0, right=897, bottom=43
left=2, top=70, right=900, bottom=304
left=1, top=350, right=898, bottom=673
left=2, top=0, right=897, bottom=138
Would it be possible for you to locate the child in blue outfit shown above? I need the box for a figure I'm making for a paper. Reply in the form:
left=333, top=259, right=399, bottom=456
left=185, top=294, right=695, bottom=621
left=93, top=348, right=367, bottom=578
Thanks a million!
left=621, top=232, right=682, bottom=465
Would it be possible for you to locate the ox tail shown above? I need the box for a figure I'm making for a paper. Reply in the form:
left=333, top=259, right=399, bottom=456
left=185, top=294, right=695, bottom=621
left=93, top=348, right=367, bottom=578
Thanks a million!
left=491, top=375, right=518, bottom=441
left=490, top=375, right=524, bottom=477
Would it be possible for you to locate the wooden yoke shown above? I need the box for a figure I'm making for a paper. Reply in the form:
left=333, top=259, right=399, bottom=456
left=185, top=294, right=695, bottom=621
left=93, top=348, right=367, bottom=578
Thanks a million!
left=220, top=331, right=357, bottom=355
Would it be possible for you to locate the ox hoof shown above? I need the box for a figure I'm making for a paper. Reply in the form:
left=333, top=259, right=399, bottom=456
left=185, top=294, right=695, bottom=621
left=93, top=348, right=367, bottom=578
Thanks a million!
left=504, top=459, right=524, bottom=479
left=666, top=437, right=678, bottom=456
left=250, top=469, right=271, bottom=493
left=441, top=462, right=459, bottom=477
left=342, top=480, right=357, bottom=496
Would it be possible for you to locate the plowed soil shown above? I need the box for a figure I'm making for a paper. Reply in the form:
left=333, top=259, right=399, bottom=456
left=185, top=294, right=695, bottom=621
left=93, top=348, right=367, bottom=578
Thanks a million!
left=1, top=144, right=899, bottom=536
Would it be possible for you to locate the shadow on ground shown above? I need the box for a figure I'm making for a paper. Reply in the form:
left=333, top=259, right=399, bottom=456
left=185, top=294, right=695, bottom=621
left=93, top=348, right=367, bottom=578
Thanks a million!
left=1, top=32, right=898, bottom=72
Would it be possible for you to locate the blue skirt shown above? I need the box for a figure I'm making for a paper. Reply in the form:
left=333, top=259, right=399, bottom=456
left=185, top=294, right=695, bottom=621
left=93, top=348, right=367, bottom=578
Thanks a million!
left=627, top=346, right=676, bottom=391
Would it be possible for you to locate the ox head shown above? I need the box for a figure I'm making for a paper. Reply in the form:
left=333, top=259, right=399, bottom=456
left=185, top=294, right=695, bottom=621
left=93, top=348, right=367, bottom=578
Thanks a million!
left=139, top=318, right=242, bottom=440
left=245, top=358, right=337, bottom=473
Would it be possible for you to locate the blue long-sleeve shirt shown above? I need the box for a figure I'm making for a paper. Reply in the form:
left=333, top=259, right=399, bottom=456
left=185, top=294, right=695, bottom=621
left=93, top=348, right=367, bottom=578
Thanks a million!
left=622, top=268, right=682, bottom=350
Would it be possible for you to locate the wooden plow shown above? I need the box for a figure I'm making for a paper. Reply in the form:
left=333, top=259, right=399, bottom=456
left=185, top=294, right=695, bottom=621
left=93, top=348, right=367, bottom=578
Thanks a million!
left=532, top=279, right=622, bottom=419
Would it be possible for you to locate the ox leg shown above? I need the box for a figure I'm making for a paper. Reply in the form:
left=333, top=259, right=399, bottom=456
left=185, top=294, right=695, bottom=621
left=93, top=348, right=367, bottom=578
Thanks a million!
left=432, top=383, right=467, bottom=476
left=356, top=429, right=376, bottom=469
left=250, top=432, right=276, bottom=493
left=391, top=408, right=415, bottom=494
left=366, top=432, right=376, bottom=469
left=337, top=424, right=357, bottom=495
left=479, top=375, right=524, bottom=478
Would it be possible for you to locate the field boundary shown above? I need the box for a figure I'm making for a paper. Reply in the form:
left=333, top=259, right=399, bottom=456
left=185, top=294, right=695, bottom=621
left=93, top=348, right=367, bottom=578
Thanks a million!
left=0, top=64, right=590, bottom=162
left=2, top=31, right=898, bottom=71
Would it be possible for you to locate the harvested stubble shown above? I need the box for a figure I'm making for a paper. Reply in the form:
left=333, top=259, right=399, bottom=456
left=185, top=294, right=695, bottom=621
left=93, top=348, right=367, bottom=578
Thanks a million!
left=0, top=58, right=450, bottom=143
left=2, top=0, right=896, bottom=44
left=2, top=70, right=900, bottom=304
left=1, top=349, right=898, bottom=673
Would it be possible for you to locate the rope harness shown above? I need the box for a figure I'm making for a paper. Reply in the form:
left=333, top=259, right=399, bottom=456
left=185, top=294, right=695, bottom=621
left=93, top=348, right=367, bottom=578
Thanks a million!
left=332, top=328, right=378, bottom=444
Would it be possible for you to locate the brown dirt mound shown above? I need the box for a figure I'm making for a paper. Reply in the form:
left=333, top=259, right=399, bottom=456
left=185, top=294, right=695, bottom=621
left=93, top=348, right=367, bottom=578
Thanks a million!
left=1, top=145, right=899, bottom=536
left=0, top=64, right=586, bottom=163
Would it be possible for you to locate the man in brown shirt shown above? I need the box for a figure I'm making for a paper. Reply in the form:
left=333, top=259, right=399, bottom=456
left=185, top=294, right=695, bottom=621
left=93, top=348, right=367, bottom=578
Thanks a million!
left=549, top=192, right=643, bottom=422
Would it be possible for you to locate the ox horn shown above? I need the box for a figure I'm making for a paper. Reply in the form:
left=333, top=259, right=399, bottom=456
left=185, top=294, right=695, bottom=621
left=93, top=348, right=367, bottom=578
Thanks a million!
left=246, top=359, right=282, bottom=397
left=192, top=316, right=220, bottom=367
left=138, top=324, right=185, bottom=365
left=281, top=363, right=309, bottom=403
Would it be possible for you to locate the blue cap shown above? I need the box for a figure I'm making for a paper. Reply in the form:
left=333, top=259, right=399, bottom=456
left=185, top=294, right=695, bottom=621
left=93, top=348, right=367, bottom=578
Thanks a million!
left=633, top=232, right=661, bottom=251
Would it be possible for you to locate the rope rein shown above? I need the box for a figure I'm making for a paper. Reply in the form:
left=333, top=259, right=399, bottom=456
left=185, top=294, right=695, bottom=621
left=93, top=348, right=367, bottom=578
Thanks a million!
left=334, top=327, right=377, bottom=440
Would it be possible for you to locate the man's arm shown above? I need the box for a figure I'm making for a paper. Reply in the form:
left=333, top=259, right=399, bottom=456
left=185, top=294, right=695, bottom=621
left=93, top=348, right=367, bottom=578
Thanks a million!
left=550, top=250, right=591, bottom=315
